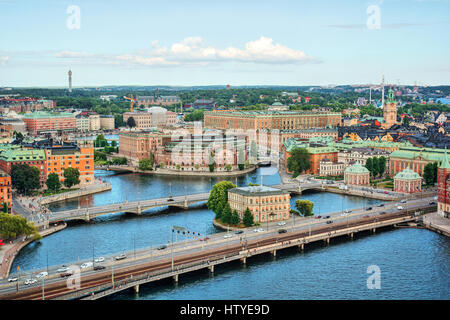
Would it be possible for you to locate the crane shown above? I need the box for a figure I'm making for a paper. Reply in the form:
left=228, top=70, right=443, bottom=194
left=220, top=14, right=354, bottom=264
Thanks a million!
left=123, top=94, right=136, bottom=112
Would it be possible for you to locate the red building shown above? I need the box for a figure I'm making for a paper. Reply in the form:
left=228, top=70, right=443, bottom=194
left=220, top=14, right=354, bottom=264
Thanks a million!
left=438, top=149, right=450, bottom=218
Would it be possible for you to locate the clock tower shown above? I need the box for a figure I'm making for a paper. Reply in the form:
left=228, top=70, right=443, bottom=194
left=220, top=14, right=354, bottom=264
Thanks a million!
left=383, top=87, right=397, bottom=128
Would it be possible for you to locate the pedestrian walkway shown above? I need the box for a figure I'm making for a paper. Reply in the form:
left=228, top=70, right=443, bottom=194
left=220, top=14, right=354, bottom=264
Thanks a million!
left=422, top=212, right=450, bottom=237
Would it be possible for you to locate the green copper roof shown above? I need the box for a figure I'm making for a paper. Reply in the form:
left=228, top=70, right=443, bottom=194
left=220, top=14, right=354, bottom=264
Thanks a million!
left=22, top=111, right=75, bottom=119
left=440, top=148, right=450, bottom=169
left=344, top=163, right=369, bottom=174
left=0, top=145, right=46, bottom=162
left=394, top=167, right=421, bottom=180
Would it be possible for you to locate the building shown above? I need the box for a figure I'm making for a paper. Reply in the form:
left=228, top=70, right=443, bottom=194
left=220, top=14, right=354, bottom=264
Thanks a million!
left=228, top=186, right=290, bottom=224
left=389, top=146, right=447, bottom=177
left=68, top=70, right=72, bottom=93
left=0, top=145, right=47, bottom=186
left=0, top=117, right=26, bottom=134
left=267, top=102, right=289, bottom=111
left=100, top=115, right=115, bottom=130
left=0, top=169, right=12, bottom=212
left=76, top=115, right=90, bottom=132
left=382, top=88, right=397, bottom=129
left=393, top=167, right=422, bottom=193
left=344, top=163, right=370, bottom=186
left=118, top=131, right=165, bottom=165
left=338, top=147, right=390, bottom=172
left=204, top=110, right=342, bottom=131
left=22, top=112, right=77, bottom=135
left=32, top=140, right=95, bottom=186
left=319, top=158, right=345, bottom=176
left=438, top=149, right=450, bottom=218
left=123, top=112, right=152, bottom=130
left=89, top=114, right=101, bottom=131
left=192, top=99, right=216, bottom=110
left=137, top=95, right=180, bottom=107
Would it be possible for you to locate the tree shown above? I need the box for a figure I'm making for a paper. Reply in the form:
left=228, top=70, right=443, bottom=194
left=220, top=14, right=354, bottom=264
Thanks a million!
left=126, top=116, right=136, bottom=128
left=63, top=167, right=80, bottom=188
left=206, top=181, right=237, bottom=216
left=225, top=164, right=232, bottom=172
left=378, top=156, right=386, bottom=177
left=423, top=162, right=437, bottom=185
left=2, top=203, right=8, bottom=213
left=221, top=203, right=233, bottom=224
left=111, top=140, right=117, bottom=147
left=11, top=164, right=41, bottom=195
left=243, top=207, right=254, bottom=227
left=95, top=134, right=108, bottom=148
left=0, top=213, right=39, bottom=240
left=295, top=200, right=314, bottom=217
left=365, top=158, right=374, bottom=177
left=138, top=158, right=152, bottom=171
left=372, top=157, right=379, bottom=177
left=403, top=116, right=410, bottom=126
left=46, top=173, right=61, bottom=192
left=287, top=148, right=311, bottom=178
left=208, top=151, right=215, bottom=172
left=231, top=210, right=241, bottom=225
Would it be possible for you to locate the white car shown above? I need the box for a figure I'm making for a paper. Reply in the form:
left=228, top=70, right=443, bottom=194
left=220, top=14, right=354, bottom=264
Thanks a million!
left=277, top=222, right=286, bottom=226
left=24, top=279, right=37, bottom=285
left=8, top=277, right=18, bottom=282
left=223, top=234, right=233, bottom=239
left=80, top=262, right=93, bottom=269
left=94, top=257, right=105, bottom=263
left=254, top=228, right=264, bottom=233
left=36, top=271, right=48, bottom=279
left=397, top=206, right=404, bottom=210
left=57, top=267, right=69, bottom=273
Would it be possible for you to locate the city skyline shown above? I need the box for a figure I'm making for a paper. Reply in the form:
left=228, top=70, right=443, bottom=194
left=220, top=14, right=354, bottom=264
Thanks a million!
left=0, top=0, right=449, bottom=87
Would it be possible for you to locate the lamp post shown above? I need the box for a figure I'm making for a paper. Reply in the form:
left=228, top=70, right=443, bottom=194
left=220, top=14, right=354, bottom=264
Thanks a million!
left=169, top=183, right=172, bottom=198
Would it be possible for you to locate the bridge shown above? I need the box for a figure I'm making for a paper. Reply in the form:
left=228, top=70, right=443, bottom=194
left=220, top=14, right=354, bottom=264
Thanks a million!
left=46, top=182, right=323, bottom=223
left=1, top=199, right=434, bottom=300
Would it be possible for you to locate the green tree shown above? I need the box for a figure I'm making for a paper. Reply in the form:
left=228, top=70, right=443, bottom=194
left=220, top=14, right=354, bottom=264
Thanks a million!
left=423, top=162, right=437, bottom=185
left=295, top=200, right=314, bottom=217
left=0, top=213, right=39, bottom=240
left=138, top=158, right=152, bottom=171
left=11, top=164, right=41, bottom=195
left=402, top=116, right=410, bottom=126
left=225, top=164, right=232, bottom=172
left=2, top=203, right=8, bottom=213
left=94, top=134, right=108, bottom=148
left=230, top=210, right=241, bottom=225
left=221, top=203, right=233, bottom=224
left=378, top=156, right=386, bottom=177
left=63, top=167, right=80, bottom=188
left=46, top=173, right=61, bottom=192
left=208, top=151, right=215, bottom=172
left=243, top=207, right=254, bottom=227
left=372, top=157, right=379, bottom=177
left=365, top=158, right=374, bottom=177
left=287, top=148, right=311, bottom=178
left=206, top=181, right=237, bottom=216
left=126, top=116, right=136, bottom=128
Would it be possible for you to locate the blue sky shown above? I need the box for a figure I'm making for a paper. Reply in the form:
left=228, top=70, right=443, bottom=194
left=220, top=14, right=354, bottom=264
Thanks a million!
left=0, top=0, right=449, bottom=87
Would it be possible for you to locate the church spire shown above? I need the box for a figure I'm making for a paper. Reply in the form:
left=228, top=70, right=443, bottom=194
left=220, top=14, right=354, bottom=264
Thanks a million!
left=440, top=147, right=450, bottom=169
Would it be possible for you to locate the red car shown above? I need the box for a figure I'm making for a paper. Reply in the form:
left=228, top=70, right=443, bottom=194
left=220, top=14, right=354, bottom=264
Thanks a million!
left=200, top=237, right=210, bottom=241
left=315, top=216, right=322, bottom=219
left=60, top=271, right=74, bottom=278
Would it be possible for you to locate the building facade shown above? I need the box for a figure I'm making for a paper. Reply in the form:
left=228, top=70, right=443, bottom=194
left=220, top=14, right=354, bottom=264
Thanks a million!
left=344, top=163, right=370, bottom=186
left=228, top=186, right=290, bottom=223
left=0, top=169, right=12, bottom=212
left=393, top=167, right=422, bottom=193
left=100, top=115, right=115, bottom=130
left=22, top=112, right=77, bottom=135
left=438, top=150, right=450, bottom=218
left=204, top=110, right=342, bottom=131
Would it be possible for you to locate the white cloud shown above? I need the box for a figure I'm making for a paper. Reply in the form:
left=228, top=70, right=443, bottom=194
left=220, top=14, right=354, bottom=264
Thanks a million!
left=53, top=36, right=318, bottom=67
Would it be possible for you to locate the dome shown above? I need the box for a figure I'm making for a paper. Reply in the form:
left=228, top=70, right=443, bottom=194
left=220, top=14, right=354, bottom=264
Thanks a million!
left=148, top=106, right=167, bottom=114
left=394, top=167, right=421, bottom=180
left=344, top=163, right=369, bottom=174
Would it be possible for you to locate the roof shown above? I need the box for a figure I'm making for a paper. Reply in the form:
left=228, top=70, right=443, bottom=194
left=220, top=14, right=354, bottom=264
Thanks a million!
left=228, top=186, right=289, bottom=196
left=22, top=111, right=75, bottom=119
left=394, top=167, right=422, bottom=180
left=344, top=163, right=369, bottom=174
left=440, top=148, right=450, bottom=169
left=0, top=145, right=46, bottom=162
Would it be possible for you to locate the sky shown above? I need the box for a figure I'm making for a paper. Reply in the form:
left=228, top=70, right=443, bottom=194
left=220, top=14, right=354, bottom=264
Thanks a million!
left=0, top=0, right=449, bottom=87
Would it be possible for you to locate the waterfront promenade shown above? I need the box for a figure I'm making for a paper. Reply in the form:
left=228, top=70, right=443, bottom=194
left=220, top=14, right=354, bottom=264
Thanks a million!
left=422, top=212, right=450, bottom=237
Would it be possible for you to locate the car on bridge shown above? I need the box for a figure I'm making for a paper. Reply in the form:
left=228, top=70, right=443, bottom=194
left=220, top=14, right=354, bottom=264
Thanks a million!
left=157, top=245, right=167, bottom=250
left=24, top=279, right=37, bottom=285
left=94, top=265, right=106, bottom=271
left=36, top=271, right=48, bottom=279
left=57, top=266, right=69, bottom=273
left=377, top=203, right=385, bottom=207
left=400, top=199, right=407, bottom=204
left=397, top=206, right=404, bottom=210
left=277, top=222, right=286, bottom=226
left=7, top=277, right=18, bottom=282
left=326, top=220, right=333, bottom=224
left=379, top=211, right=387, bottom=215
left=234, top=230, right=244, bottom=234
left=199, top=237, right=210, bottom=241
left=366, top=207, right=373, bottom=211
left=80, top=262, right=93, bottom=269
left=94, top=257, right=105, bottom=263
left=315, top=215, right=322, bottom=219
left=278, top=229, right=287, bottom=234
left=167, top=198, right=175, bottom=202
left=60, top=270, right=74, bottom=277
left=429, top=201, right=436, bottom=205
left=114, top=254, right=127, bottom=260
left=224, top=234, right=233, bottom=239
left=323, top=215, right=330, bottom=219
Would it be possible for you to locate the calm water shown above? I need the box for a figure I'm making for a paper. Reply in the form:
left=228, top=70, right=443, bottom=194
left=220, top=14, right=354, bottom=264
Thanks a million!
left=11, top=169, right=450, bottom=299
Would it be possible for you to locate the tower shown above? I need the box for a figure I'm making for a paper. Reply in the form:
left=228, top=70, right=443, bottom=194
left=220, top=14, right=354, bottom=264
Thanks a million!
left=383, top=87, right=397, bottom=128
left=381, top=75, right=385, bottom=108
left=438, top=148, right=450, bottom=218
left=68, top=70, right=72, bottom=93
